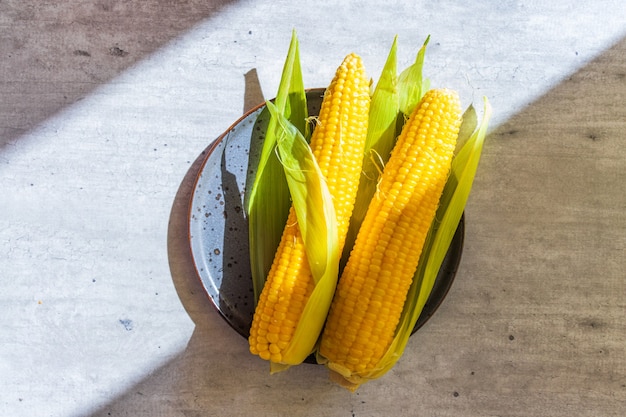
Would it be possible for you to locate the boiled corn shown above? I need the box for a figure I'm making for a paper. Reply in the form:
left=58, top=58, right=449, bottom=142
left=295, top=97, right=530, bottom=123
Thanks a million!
left=249, top=53, right=370, bottom=365
left=318, top=88, right=462, bottom=384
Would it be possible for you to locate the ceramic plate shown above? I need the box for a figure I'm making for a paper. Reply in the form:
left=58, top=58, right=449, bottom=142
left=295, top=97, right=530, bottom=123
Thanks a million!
left=188, top=89, right=464, bottom=347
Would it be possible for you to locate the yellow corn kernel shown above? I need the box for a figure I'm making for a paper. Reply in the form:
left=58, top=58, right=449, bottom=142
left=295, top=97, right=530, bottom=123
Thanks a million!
left=319, top=88, right=462, bottom=382
left=249, top=53, right=370, bottom=365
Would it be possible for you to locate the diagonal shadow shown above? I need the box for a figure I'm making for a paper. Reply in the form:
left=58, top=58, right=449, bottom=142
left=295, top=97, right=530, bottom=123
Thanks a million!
left=0, top=0, right=236, bottom=150
left=84, top=66, right=269, bottom=417
left=91, top=35, right=626, bottom=416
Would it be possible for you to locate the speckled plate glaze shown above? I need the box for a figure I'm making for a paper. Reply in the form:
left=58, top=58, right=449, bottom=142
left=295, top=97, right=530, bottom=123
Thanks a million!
left=187, top=89, right=465, bottom=347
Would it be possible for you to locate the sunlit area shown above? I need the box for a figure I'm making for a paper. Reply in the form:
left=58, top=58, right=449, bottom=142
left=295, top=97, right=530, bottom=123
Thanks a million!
left=1, top=1, right=625, bottom=416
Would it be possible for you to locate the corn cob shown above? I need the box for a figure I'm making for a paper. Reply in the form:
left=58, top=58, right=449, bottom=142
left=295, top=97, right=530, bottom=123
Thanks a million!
left=248, top=53, right=370, bottom=365
left=318, top=88, right=462, bottom=386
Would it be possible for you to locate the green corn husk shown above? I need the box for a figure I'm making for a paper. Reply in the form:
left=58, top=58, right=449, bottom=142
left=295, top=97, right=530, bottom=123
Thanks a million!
left=246, top=30, right=308, bottom=303
left=398, top=35, right=431, bottom=116
left=264, top=101, right=340, bottom=371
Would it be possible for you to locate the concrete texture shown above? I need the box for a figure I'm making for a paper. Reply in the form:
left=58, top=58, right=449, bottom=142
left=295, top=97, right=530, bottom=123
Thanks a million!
left=1, top=1, right=625, bottom=416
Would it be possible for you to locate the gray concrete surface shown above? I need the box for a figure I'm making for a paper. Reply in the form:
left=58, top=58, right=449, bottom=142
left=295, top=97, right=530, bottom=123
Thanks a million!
left=1, top=1, right=625, bottom=416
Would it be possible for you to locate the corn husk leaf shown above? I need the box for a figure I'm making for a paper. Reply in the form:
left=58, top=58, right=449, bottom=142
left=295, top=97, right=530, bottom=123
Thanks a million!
left=341, top=36, right=400, bottom=267
left=398, top=36, right=431, bottom=116
left=345, top=96, right=492, bottom=388
left=265, top=101, right=340, bottom=369
left=246, top=30, right=308, bottom=302
left=455, top=102, right=478, bottom=155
